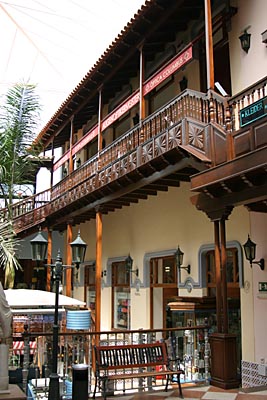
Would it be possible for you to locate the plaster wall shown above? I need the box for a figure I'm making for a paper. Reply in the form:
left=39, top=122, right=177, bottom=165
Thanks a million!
left=229, top=0, right=267, bottom=95
left=250, top=212, right=267, bottom=363
left=72, top=182, right=252, bottom=362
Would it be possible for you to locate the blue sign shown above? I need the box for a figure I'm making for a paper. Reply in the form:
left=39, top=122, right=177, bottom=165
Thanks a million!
left=240, top=96, right=267, bottom=127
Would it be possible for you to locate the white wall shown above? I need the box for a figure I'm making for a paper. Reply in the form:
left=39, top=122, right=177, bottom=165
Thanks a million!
left=229, top=0, right=267, bottom=95
left=72, top=182, right=252, bottom=362
left=250, top=212, right=267, bottom=363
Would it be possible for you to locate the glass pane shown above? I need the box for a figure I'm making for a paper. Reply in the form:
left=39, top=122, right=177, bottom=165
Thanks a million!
left=114, top=288, right=130, bottom=329
left=87, top=289, right=95, bottom=311
left=163, top=257, right=176, bottom=283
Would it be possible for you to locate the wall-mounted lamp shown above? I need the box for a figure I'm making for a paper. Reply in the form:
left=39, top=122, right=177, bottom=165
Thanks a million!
left=243, top=235, right=264, bottom=270
left=239, top=29, right=251, bottom=53
left=175, top=246, right=191, bottom=274
left=261, top=30, right=267, bottom=45
left=125, top=254, right=139, bottom=277
left=179, top=76, right=188, bottom=91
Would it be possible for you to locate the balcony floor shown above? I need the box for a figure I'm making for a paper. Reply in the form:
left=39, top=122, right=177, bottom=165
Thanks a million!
left=97, top=384, right=267, bottom=399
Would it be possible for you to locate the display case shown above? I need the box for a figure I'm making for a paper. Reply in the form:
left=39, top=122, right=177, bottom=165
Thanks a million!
left=114, top=289, right=130, bottom=329
left=166, top=297, right=241, bottom=381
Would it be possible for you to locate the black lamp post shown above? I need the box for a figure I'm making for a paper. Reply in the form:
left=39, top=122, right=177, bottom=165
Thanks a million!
left=30, top=229, right=87, bottom=400
left=243, top=235, right=265, bottom=270
left=175, top=245, right=191, bottom=274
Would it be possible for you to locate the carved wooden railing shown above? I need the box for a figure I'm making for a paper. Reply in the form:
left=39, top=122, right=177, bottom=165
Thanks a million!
left=227, top=76, right=267, bottom=161
left=0, top=189, right=51, bottom=223
left=229, top=76, right=267, bottom=131
left=52, top=89, right=227, bottom=201
left=1, top=89, right=228, bottom=230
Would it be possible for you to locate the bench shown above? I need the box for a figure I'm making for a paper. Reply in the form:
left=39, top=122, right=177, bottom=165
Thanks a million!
left=93, top=341, right=184, bottom=399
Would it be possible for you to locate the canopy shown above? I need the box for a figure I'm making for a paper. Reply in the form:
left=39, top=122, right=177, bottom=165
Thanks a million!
left=4, top=289, right=85, bottom=308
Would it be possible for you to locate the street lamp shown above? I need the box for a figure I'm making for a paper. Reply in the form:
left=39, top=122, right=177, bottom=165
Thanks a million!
left=30, top=229, right=87, bottom=400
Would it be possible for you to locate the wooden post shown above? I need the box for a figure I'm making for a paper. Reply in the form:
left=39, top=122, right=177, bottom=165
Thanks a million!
left=139, top=45, right=145, bottom=121
left=66, top=223, right=73, bottom=297
left=204, top=0, right=214, bottom=90
left=95, top=209, right=102, bottom=333
left=69, top=117, right=74, bottom=174
left=47, top=229, right=52, bottom=291
left=220, top=219, right=229, bottom=333
left=214, top=220, right=222, bottom=333
left=98, top=88, right=103, bottom=152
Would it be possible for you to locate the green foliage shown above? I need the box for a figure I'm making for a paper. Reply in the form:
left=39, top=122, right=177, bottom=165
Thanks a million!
left=0, top=82, right=41, bottom=287
left=0, top=221, right=20, bottom=288
left=0, top=82, right=41, bottom=211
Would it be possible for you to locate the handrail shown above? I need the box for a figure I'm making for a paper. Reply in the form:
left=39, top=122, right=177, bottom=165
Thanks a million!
left=18, top=324, right=211, bottom=396
left=1, top=88, right=227, bottom=226
left=0, top=188, right=51, bottom=223
left=228, top=76, right=267, bottom=131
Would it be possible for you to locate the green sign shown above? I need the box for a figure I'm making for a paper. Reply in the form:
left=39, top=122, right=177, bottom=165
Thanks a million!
left=258, top=282, right=267, bottom=292
left=240, top=96, right=267, bottom=127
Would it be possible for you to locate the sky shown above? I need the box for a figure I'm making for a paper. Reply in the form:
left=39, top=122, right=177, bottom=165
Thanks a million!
left=0, top=0, right=145, bottom=130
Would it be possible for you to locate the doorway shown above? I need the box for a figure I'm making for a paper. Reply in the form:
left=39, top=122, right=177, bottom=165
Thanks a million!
left=150, top=254, right=178, bottom=329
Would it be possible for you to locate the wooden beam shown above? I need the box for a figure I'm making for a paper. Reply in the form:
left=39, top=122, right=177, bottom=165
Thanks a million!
left=214, top=220, right=222, bottom=333
left=204, top=0, right=214, bottom=90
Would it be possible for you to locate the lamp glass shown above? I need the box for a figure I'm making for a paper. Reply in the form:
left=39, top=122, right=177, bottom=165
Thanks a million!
left=243, top=235, right=256, bottom=263
left=125, top=255, right=133, bottom=271
left=30, top=231, right=48, bottom=261
left=175, top=246, right=184, bottom=267
left=239, top=31, right=251, bottom=53
left=70, top=231, right=87, bottom=264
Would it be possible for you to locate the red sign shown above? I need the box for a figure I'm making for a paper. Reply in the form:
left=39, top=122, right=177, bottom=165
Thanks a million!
left=102, top=91, right=140, bottom=130
left=143, top=46, right=193, bottom=96
left=72, top=125, right=98, bottom=153
left=53, top=150, right=70, bottom=171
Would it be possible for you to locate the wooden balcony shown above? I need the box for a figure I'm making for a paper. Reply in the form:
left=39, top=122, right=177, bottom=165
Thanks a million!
left=4, top=82, right=266, bottom=235
left=191, top=77, right=267, bottom=216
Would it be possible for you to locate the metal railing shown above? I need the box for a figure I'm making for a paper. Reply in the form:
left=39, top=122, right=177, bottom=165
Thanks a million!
left=11, top=324, right=211, bottom=398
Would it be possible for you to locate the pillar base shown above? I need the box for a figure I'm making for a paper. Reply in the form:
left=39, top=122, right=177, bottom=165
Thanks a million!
left=210, top=333, right=240, bottom=389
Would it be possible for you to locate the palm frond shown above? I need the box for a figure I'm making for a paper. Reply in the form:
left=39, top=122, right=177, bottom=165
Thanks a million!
left=0, top=221, right=20, bottom=271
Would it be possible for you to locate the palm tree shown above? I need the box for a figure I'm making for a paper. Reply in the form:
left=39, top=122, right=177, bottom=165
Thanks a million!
left=0, top=82, right=41, bottom=287
left=0, top=221, right=20, bottom=288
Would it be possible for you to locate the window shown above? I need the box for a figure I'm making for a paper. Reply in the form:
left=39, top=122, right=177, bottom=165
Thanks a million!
left=84, top=264, right=96, bottom=310
left=206, top=247, right=240, bottom=298
left=150, top=256, right=177, bottom=286
left=112, top=261, right=130, bottom=329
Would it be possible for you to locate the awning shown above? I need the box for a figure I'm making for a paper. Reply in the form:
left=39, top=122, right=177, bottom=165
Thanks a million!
left=4, top=289, right=85, bottom=308
left=12, top=341, right=37, bottom=355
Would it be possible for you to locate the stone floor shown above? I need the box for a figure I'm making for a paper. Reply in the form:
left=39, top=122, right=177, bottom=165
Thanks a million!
left=100, top=385, right=267, bottom=400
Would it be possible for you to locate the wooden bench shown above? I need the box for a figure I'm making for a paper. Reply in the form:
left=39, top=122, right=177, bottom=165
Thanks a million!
left=93, top=341, right=184, bottom=399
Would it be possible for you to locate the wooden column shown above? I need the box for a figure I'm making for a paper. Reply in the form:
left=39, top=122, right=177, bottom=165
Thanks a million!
left=47, top=229, right=52, bottom=291
left=66, top=223, right=73, bottom=297
left=98, top=88, right=103, bottom=152
left=95, top=209, right=102, bottom=333
left=204, top=0, right=214, bottom=90
left=220, top=218, right=229, bottom=333
left=69, top=117, right=74, bottom=174
left=139, top=45, right=145, bottom=121
left=214, top=220, right=222, bottom=333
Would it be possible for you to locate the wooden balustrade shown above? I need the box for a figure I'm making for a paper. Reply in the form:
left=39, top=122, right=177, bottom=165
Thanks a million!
left=229, top=76, right=267, bottom=131
left=1, top=89, right=228, bottom=229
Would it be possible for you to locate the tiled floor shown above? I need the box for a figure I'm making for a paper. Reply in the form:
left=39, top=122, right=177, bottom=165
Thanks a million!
left=101, top=385, right=267, bottom=400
